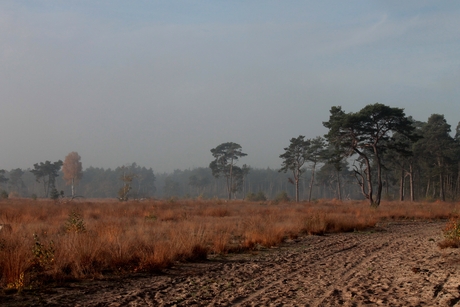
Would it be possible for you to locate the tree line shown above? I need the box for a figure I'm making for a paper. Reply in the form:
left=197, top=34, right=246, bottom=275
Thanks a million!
left=0, top=104, right=459, bottom=204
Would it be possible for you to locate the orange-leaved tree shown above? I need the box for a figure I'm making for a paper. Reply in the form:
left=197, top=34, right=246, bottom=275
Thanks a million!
left=62, top=152, right=83, bottom=197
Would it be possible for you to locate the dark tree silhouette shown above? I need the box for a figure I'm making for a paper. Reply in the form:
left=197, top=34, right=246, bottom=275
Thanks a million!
left=279, top=136, right=310, bottom=202
left=31, top=160, right=63, bottom=198
left=323, top=103, right=416, bottom=206
left=210, top=142, right=248, bottom=200
left=414, top=114, right=457, bottom=201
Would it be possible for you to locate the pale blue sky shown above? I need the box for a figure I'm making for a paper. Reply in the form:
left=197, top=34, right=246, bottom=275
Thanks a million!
left=1, top=1, right=459, bottom=172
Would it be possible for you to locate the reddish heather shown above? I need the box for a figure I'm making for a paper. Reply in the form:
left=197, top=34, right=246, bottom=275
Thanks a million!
left=0, top=198, right=459, bottom=289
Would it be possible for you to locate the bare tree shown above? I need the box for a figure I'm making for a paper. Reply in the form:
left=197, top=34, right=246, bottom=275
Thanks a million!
left=118, top=165, right=138, bottom=201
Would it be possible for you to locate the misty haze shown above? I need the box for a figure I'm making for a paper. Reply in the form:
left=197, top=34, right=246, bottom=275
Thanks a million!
left=1, top=2, right=460, bottom=306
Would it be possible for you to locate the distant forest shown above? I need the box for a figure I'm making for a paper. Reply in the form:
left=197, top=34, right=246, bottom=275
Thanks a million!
left=0, top=164, right=356, bottom=201
left=1, top=105, right=459, bottom=202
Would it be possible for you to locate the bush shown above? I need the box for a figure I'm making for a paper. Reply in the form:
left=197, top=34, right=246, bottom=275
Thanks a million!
left=32, top=234, right=55, bottom=270
left=274, top=191, right=290, bottom=202
left=0, top=190, right=8, bottom=200
left=64, top=210, right=86, bottom=233
left=439, top=218, right=460, bottom=249
left=50, top=189, right=60, bottom=200
left=246, top=191, right=267, bottom=202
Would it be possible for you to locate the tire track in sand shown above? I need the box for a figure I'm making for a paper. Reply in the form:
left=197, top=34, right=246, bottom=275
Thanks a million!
left=231, top=225, right=403, bottom=306
left=231, top=221, right=456, bottom=307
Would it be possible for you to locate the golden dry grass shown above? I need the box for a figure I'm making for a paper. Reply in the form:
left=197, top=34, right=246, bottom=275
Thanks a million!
left=0, top=198, right=459, bottom=289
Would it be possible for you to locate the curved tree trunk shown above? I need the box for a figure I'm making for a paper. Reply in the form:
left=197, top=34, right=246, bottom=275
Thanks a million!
left=373, top=145, right=382, bottom=206
left=363, top=156, right=374, bottom=205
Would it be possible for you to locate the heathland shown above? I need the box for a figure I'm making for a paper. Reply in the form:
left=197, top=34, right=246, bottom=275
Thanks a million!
left=1, top=199, right=460, bottom=306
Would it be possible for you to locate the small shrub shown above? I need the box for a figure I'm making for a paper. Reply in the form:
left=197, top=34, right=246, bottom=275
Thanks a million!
left=439, top=218, right=460, bottom=248
left=382, top=193, right=394, bottom=201
left=0, top=190, right=8, bottom=200
left=443, top=218, right=460, bottom=241
left=49, top=188, right=60, bottom=200
left=196, top=193, right=206, bottom=200
left=6, top=272, right=25, bottom=291
left=118, top=185, right=131, bottom=201
left=246, top=191, right=267, bottom=202
left=64, top=211, right=86, bottom=233
left=32, top=234, right=55, bottom=270
left=168, top=196, right=178, bottom=203
left=274, top=191, right=290, bottom=202
left=144, top=213, right=157, bottom=221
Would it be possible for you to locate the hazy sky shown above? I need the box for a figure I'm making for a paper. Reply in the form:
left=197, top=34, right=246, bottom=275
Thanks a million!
left=1, top=1, right=459, bottom=173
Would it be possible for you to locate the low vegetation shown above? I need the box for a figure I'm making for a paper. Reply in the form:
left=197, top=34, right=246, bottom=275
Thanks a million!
left=1, top=198, right=459, bottom=291
left=438, top=218, right=460, bottom=249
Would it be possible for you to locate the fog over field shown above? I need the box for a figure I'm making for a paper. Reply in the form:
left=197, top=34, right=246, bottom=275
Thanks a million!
left=1, top=1, right=459, bottom=172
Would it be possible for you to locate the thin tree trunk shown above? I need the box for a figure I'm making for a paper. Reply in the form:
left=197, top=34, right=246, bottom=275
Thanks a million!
left=302, top=177, right=307, bottom=200
left=457, top=162, right=460, bottom=198
left=409, top=163, right=415, bottom=202
left=438, top=158, right=445, bottom=201
left=228, top=160, right=233, bottom=200
left=363, top=156, right=374, bottom=205
left=71, top=177, right=75, bottom=197
left=336, top=170, right=342, bottom=201
left=440, top=174, right=445, bottom=201
left=225, top=176, right=231, bottom=200
left=373, top=145, right=382, bottom=206
left=308, top=162, right=317, bottom=202
left=399, top=168, right=405, bottom=201
left=385, top=173, right=389, bottom=199
left=295, top=178, right=299, bottom=202
left=44, top=180, right=48, bottom=198
left=426, top=178, right=430, bottom=199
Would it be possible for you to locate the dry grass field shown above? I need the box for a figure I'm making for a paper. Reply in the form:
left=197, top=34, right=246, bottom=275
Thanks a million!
left=1, top=198, right=460, bottom=306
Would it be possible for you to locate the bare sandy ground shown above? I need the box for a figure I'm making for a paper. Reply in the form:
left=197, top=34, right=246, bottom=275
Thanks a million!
left=2, top=220, right=460, bottom=306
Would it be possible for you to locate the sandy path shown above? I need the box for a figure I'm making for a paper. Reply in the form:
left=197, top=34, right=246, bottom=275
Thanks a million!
left=2, top=220, right=460, bottom=306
